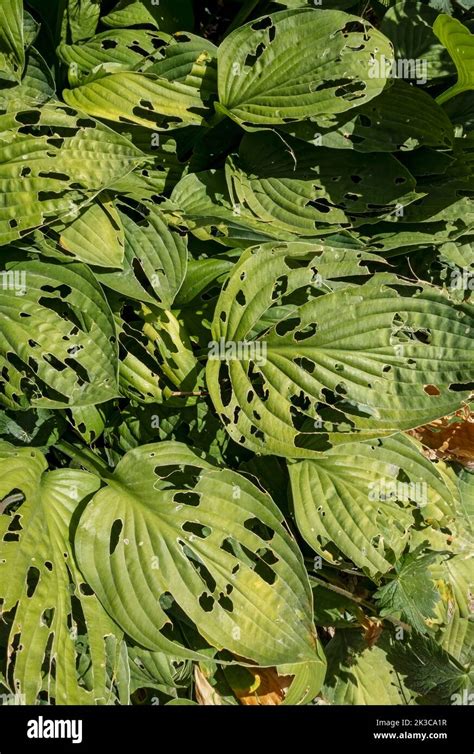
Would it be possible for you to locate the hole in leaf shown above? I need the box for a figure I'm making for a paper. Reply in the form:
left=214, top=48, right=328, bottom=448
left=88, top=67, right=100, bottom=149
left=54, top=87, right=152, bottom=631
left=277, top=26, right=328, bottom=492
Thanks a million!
left=26, top=566, right=40, bottom=597
left=245, top=42, right=266, bottom=67
left=199, top=593, right=215, bottom=612
left=174, top=491, right=200, bottom=507
left=109, top=519, right=123, bottom=555
left=182, top=521, right=210, bottom=538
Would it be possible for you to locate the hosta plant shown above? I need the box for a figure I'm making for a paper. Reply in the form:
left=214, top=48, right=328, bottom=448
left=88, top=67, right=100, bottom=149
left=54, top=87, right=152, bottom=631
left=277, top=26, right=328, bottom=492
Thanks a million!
left=0, top=0, right=473, bottom=707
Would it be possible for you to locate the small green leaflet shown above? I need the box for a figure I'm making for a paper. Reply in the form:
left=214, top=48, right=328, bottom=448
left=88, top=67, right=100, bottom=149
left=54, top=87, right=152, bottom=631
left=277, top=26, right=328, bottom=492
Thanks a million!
left=374, top=546, right=443, bottom=633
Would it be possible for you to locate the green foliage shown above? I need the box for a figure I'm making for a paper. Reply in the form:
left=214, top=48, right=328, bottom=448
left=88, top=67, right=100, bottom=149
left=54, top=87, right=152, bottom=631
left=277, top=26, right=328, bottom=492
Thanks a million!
left=434, top=14, right=474, bottom=103
left=374, top=546, right=443, bottom=633
left=0, top=0, right=472, bottom=706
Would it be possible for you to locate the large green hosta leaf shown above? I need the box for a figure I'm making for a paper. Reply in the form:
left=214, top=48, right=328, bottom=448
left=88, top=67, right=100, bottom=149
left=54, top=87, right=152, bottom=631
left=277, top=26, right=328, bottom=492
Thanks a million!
left=0, top=443, right=129, bottom=704
left=288, top=434, right=459, bottom=579
left=58, top=29, right=171, bottom=75
left=0, top=0, right=24, bottom=83
left=0, top=105, right=143, bottom=245
left=206, top=248, right=474, bottom=458
left=34, top=195, right=126, bottom=268
left=62, top=65, right=213, bottom=131
left=434, top=15, right=474, bottom=104
left=217, top=9, right=393, bottom=126
left=226, top=131, right=418, bottom=233
left=282, top=79, right=454, bottom=153
left=94, top=201, right=187, bottom=307
left=75, top=441, right=324, bottom=669
left=0, top=255, right=119, bottom=408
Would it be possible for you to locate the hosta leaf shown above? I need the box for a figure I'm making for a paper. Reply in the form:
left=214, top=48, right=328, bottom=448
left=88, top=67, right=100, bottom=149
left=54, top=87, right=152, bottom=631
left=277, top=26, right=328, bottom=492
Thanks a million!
left=0, top=47, right=55, bottom=109
left=66, top=0, right=101, bottom=43
left=0, top=0, right=25, bottom=83
left=175, top=256, right=234, bottom=308
left=0, top=255, right=119, bottom=408
left=443, top=91, right=474, bottom=135
left=0, top=407, right=66, bottom=451
left=323, top=630, right=414, bottom=705
left=288, top=434, right=459, bottom=579
left=62, top=69, right=212, bottom=130
left=392, top=142, right=474, bottom=225
left=206, top=249, right=474, bottom=457
left=439, top=236, right=474, bottom=269
left=102, top=0, right=194, bottom=33
left=94, top=201, right=187, bottom=306
left=226, top=131, right=418, bottom=234
left=58, top=29, right=171, bottom=75
left=35, top=195, right=125, bottom=268
left=102, top=400, right=229, bottom=467
left=167, top=170, right=295, bottom=246
left=141, top=35, right=217, bottom=102
left=0, top=443, right=128, bottom=704
left=458, top=468, right=474, bottom=539
left=128, top=644, right=192, bottom=695
left=279, top=659, right=326, bottom=705
left=374, top=546, right=443, bottom=633
left=217, top=9, right=393, bottom=126
left=117, top=306, right=201, bottom=405
left=380, top=1, right=455, bottom=84
left=431, top=554, right=474, bottom=675
left=231, top=240, right=383, bottom=289
left=363, top=219, right=473, bottom=252
left=311, top=581, right=357, bottom=628
left=68, top=404, right=106, bottom=444
left=0, top=104, right=144, bottom=245
left=109, top=127, right=191, bottom=198
left=143, top=33, right=217, bottom=74
left=434, top=15, right=474, bottom=104
left=282, top=79, right=454, bottom=152
left=75, top=441, right=324, bottom=668
left=103, top=0, right=159, bottom=29
left=440, top=614, right=474, bottom=666
left=23, top=10, right=40, bottom=50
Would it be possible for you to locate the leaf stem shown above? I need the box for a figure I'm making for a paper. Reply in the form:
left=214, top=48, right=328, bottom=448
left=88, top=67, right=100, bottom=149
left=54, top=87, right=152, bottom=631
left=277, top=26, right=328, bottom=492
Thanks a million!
left=55, top=440, right=112, bottom=478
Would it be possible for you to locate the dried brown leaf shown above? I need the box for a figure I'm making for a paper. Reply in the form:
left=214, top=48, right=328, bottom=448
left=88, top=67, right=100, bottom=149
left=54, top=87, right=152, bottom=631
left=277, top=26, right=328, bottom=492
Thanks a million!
left=409, top=406, right=474, bottom=469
